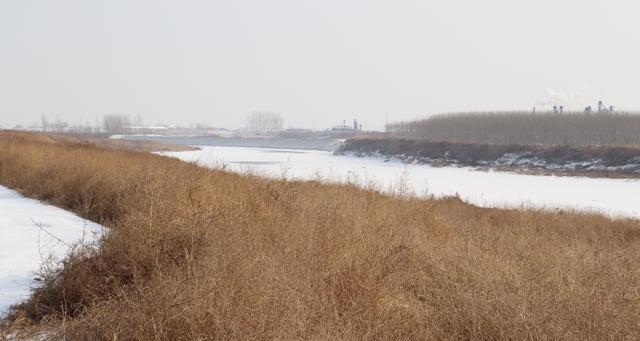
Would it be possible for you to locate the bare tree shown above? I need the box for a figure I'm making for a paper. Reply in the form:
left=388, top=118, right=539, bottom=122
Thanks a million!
left=103, top=114, right=132, bottom=134
left=246, top=112, right=284, bottom=132
left=133, top=114, right=144, bottom=134
left=52, top=117, right=68, bottom=133
left=41, top=114, right=48, bottom=132
left=94, top=117, right=101, bottom=134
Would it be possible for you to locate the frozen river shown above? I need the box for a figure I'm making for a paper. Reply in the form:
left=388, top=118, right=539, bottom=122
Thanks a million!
left=162, top=146, right=640, bottom=219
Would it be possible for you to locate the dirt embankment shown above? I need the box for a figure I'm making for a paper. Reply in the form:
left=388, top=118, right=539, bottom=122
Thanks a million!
left=338, top=137, right=640, bottom=177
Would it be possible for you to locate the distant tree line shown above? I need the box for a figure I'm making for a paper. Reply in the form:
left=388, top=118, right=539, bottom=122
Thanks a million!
left=40, top=114, right=100, bottom=134
left=386, top=111, right=640, bottom=146
left=36, top=113, right=144, bottom=134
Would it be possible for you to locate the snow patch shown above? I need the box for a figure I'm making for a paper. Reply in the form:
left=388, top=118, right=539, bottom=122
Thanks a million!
left=345, top=149, right=640, bottom=174
left=0, top=186, right=104, bottom=316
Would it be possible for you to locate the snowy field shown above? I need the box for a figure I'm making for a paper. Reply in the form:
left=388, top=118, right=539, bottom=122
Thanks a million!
left=0, top=186, right=103, bottom=316
left=162, top=146, right=640, bottom=219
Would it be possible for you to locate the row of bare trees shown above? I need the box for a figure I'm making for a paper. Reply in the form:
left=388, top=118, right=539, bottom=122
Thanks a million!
left=386, top=111, right=640, bottom=146
left=37, top=114, right=144, bottom=134
left=19, top=112, right=286, bottom=135
left=40, top=115, right=71, bottom=133
left=40, top=115, right=103, bottom=134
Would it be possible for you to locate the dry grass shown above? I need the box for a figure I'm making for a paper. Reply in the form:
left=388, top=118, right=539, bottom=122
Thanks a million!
left=0, top=130, right=196, bottom=152
left=0, top=130, right=86, bottom=145
left=0, top=134, right=639, bottom=340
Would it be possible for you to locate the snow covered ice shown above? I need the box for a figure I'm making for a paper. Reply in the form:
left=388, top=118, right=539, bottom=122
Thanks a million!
left=162, top=146, right=640, bottom=219
left=0, top=186, right=103, bottom=316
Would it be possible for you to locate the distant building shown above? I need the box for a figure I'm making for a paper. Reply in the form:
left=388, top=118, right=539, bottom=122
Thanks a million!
left=330, top=118, right=361, bottom=132
left=122, top=125, right=169, bottom=135
left=330, top=126, right=355, bottom=132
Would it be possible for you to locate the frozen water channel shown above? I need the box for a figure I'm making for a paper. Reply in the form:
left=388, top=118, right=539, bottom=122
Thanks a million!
left=0, top=186, right=103, bottom=316
left=162, top=146, right=640, bottom=219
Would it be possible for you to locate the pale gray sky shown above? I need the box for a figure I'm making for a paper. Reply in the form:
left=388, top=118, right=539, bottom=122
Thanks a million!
left=1, top=0, right=639, bottom=130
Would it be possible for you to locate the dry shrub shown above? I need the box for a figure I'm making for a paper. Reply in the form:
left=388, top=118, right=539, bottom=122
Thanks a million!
left=0, top=137, right=639, bottom=340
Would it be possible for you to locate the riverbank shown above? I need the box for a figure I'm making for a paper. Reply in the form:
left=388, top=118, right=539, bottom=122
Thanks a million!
left=338, top=137, right=640, bottom=178
left=0, top=131, right=197, bottom=152
left=162, top=145, right=640, bottom=219
left=2, top=134, right=639, bottom=340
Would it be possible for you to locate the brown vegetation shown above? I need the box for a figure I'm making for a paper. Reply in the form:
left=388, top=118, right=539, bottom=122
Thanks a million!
left=88, top=137, right=197, bottom=152
left=0, top=130, right=196, bottom=152
left=1, top=134, right=639, bottom=340
left=386, top=111, right=640, bottom=146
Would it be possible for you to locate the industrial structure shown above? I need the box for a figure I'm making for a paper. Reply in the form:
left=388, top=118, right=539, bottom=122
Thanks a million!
left=585, top=100, right=615, bottom=114
left=534, top=100, right=617, bottom=115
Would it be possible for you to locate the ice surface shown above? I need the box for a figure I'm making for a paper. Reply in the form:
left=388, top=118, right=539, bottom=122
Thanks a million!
left=0, top=186, right=103, bottom=316
left=161, top=146, right=640, bottom=219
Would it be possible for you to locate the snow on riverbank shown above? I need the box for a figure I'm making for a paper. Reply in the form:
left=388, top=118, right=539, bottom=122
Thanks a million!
left=0, top=186, right=103, bottom=316
left=161, top=146, right=640, bottom=219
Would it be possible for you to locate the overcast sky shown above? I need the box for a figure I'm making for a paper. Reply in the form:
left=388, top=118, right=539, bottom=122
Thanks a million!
left=1, top=0, right=639, bottom=130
